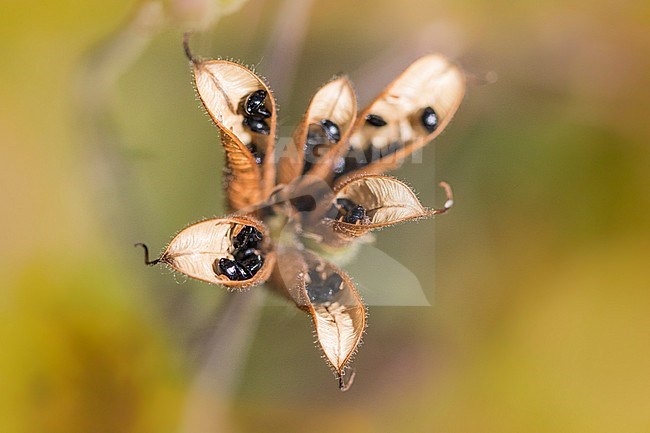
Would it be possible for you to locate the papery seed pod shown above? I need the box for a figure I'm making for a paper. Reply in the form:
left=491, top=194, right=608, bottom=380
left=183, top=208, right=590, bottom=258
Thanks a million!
left=331, top=54, right=465, bottom=181
left=277, top=76, right=357, bottom=184
left=271, top=247, right=366, bottom=388
left=158, top=216, right=274, bottom=288
left=323, top=175, right=453, bottom=239
left=186, top=39, right=277, bottom=210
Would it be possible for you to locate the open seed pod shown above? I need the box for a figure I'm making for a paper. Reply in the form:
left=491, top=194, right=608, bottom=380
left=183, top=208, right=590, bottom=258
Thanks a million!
left=160, top=216, right=274, bottom=288
left=321, top=175, right=453, bottom=239
left=189, top=47, right=277, bottom=210
left=278, top=76, right=357, bottom=185
left=273, top=247, right=366, bottom=388
left=329, top=55, right=464, bottom=182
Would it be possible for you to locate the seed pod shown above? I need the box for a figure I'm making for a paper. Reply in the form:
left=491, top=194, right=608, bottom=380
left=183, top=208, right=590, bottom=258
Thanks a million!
left=159, top=216, right=274, bottom=288
left=189, top=49, right=277, bottom=210
left=277, top=76, right=357, bottom=184
left=335, top=55, right=465, bottom=181
left=271, top=247, right=366, bottom=385
left=325, top=175, right=453, bottom=238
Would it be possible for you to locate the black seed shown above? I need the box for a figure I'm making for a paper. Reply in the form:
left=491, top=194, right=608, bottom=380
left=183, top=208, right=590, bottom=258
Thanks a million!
left=307, top=284, right=334, bottom=303
left=319, top=119, right=341, bottom=143
left=331, top=198, right=361, bottom=221
left=234, top=226, right=263, bottom=250
left=236, top=249, right=263, bottom=275
left=242, top=255, right=263, bottom=274
left=307, top=271, right=343, bottom=304
left=246, top=143, right=264, bottom=165
left=421, top=106, right=439, bottom=133
left=217, top=257, right=254, bottom=281
left=212, top=258, right=239, bottom=281
left=244, top=90, right=271, bottom=119
left=303, top=121, right=340, bottom=174
left=343, top=204, right=367, bottom=224
left=303, top=125, right=329, bottom=174
left=336, top=198, right=356, bottom=213
left=290, top=195, right=316, bottom=212
left=233, top=247, right=257, bottom=262
left=235, top=262, right=253, bottom=280
left=365, top=113, right=387, bottom=127
left=324, top=273, right=343, bottom=292
left=243, top=116, right=270, bottom=135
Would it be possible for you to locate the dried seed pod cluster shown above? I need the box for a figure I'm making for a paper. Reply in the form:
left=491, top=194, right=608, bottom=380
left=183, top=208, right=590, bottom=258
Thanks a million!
left=138, top=38, right=464, bottom=390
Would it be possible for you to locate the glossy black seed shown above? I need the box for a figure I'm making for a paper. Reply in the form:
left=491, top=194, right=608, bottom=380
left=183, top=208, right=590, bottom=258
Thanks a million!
left=319, top=119, right=341, bottom=143
left=307, top=271, right=343, bottom=304
left=235, top=261, right=253, bottom=280
left=242, top=256, right=263, bottom=274
left=343, top=204, right=367, bottom=224
left=215, top=258, right=251, bottom=281
left=234, top=226, right=264, bottom=250
left=237, top=249, right=263, bottom=275
left=234, top=247, right=257, bottom=262
left=243, top=116, right=270, bottom=135
left=365, top=113, right=387, bottom=127
left=244, top=90, right=271, bottom=119
left=324, top=273, right=343, bottom=292
left=331, top=198, right=361, bottom=221
left=421, top=106, right=439, bottom=133
left=246, top=143, right=264, bottom=165
left=290, top=195, right=316, bottom=212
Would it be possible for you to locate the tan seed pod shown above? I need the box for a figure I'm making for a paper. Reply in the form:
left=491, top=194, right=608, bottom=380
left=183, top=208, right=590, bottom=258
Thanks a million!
left=159, top=216, right=274, bottom=289
left=324, top=175, right=454, bottom=239
left=272, top=247, right=365, bottom=388
left=187, top=38, right=277, bottom=210
left=328, top=54, right=465, bottom=183
left=278, top=76, right=357, bottom=184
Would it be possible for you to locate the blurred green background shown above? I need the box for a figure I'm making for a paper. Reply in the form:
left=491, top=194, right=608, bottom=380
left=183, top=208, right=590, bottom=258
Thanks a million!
left=2, top=0, right=649, bottom=432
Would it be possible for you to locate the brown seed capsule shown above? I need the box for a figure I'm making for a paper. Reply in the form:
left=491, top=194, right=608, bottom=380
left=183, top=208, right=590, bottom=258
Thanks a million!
left=277, top=76, right=357, bottom=183
left=159, top=217, right=273, bottom=288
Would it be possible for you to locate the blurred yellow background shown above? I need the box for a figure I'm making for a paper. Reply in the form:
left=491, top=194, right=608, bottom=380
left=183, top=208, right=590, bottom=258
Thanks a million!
left=1, top=0, right=649, bottom=432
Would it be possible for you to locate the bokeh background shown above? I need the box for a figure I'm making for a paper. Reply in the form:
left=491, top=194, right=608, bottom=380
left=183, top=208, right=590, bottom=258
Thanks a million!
left=2, top=0, right=649, bottom=432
